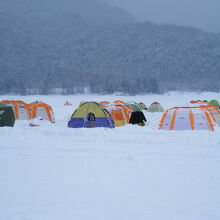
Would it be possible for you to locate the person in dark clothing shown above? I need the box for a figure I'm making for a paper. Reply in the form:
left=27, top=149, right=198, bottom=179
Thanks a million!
left=87, top=112, right=96, bottom=121
left=84, top=112, right=96, bottom=128
left=129, top=112, right=147, bottom=126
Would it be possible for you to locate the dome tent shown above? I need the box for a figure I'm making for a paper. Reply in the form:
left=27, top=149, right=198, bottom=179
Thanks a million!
left=147, top=102, right=164, bottom=112
left=125, top=102, right=142, bottom=112
left=209, top=100, right=220, bottom=107
left=0, top=100, right=30, bottom=120
left=201, top=105, right=220, bottom=127
left=28, top=102, right=55, bottom=122
left=104, top=105, right=127, bottom=127
left=159, top=107, right=214, bottom=131
left=100, top=101, right=134, bottom=127
left=68, top=102, right=114, bottom=128
left=189, top=102, right=220, bottom=127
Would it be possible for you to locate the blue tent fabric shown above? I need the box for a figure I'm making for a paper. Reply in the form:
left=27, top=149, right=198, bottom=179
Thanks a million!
left=68, top=117, right=114, bottom=128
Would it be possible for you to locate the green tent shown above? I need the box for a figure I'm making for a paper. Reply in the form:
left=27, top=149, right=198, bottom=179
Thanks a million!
left=209, top=100, right=220, bottom=106
left=0, top=104, right=16, bottom=127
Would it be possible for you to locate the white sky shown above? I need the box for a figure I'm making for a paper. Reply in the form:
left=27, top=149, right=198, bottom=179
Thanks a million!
left=104, top=0, right=220, bottom=33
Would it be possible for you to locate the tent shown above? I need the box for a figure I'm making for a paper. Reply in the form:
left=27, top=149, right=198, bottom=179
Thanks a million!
left=119, top=104, right=134, bottom=123
left=0, top=100, right=30, bottom=120
left=138, top=102, right=147, bottom=110
left=68, top=102, right=114, bottom=128
left=202, top=105, right=220, bottom=127
left=0, top=104, right=16, bottom=127
left=100, top=101, right=135, bottom=127
left=147, top=102, right=164, bottom=112
left=190, top=100, right=204, bottom=104
left=209, top=100, right=220, bottom=107
left=189, top=102, right=220, bottom=127
left=159, top=107, right=214, bottom=131
left=126, top=103, right=142, bottom=112
left=189, top=101, right=209, bottom=107
left=113, top=100, right=125, bottom=104
left=100, top=101, right=110, bottom=105
left=126, top=101, right=137, bottom=105
left=104, top=105, right=127, bottom=127
left=28, top=102, right=55, bottom=122
left=190, top=100, right=209, bottom=106
left=101, top=101, right=146, bottom=126
left=80, top=101, right=86, bottom=106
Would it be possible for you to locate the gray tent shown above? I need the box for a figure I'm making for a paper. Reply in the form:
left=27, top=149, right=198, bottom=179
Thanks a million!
left=147, top=102, right=164, bottom=112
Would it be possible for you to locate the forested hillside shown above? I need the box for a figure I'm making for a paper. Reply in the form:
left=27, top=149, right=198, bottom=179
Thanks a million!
left=76, top=23, right=220, bottom=94
left=0, top=0, right=220, bottom=94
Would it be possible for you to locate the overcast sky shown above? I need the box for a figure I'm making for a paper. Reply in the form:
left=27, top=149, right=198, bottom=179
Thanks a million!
left=104, top=0, right=220, bottom=33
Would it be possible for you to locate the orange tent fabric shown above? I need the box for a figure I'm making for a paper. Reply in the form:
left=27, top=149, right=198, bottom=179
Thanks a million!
left=190, top=100, right=205, bottom=104
left=100, top=101, right=110, bottom=105
left=190, top=101, right=220, bottom=126
left=159, top=106, right=214, bottom=131
left=118, top=104, right=134, bottom=123
left=100, top=101, right=134, bottom=126
left=0, top=100, right=30, bottom=120
left=28, top=102, right=55, bottom=122
left=113, top=100, right=125, bottom=104
left=107, top=105, right=127, bottom=127
left=199, top=105, right=220, bottom=127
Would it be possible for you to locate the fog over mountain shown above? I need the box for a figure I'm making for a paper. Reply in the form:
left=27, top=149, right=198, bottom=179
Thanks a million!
left=104, top=0, right=220, bottom=33
left=0, top=0, right=220, bottom=95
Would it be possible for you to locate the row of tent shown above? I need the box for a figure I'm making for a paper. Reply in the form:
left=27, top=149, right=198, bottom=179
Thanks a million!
left=68, top=100, right=155, bottom=128
left=67, top=99, right=220, bottom=131
left=0, top=100, right=55, bottom=127
left=2, top=98, right=219, bottom=131
left=64, top=100, right=165, bottom=112
left=159, top=100, right=220, bottom=131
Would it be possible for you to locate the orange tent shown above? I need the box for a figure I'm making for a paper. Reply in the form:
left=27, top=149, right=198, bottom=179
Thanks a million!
left=190, top=100, right=209, bottom=107
left=28, top=102, right=55, bottom=122
left=190, top=100, right=205, bottom=104
left=200, top=105, right=220, bottom=127
left=100, top=101, right=110, bottom=105
left=100, top=101, right=134, bottom=126
left=113, top=100, right=125, bottom=104
left=106, top=105, right=127, bottom=127
left=190, top=101, right=220, bottom=127
left=159, top=106, right=214, bottom=131
left=118, top=104, right=134, bottom=123
left=0, top=100, right=30, bottom=120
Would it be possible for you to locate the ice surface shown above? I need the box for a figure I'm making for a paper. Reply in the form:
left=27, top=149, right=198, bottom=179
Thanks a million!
left=0, top=92, right=220, bottom=220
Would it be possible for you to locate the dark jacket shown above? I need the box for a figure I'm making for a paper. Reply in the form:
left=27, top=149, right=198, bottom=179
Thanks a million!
left=129, top=112, right=146, bottom=125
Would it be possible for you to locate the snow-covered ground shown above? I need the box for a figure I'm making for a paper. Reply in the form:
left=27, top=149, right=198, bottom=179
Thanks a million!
left=0, top=92, right=220, bottom=220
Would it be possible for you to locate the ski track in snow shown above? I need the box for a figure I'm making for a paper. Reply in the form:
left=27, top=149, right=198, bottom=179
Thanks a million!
left=0, top=92, right=220, bottom=220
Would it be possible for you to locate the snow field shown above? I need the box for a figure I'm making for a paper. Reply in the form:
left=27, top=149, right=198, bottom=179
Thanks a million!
left=0, top=92, right=220, bottom=220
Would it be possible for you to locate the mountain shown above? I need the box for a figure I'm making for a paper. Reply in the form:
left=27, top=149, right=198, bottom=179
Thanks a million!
left=0, top=0, right=135, bottom=94
left=0, top=0, right=220, bottom=94
left=72, top=22, right=220, bottom=93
